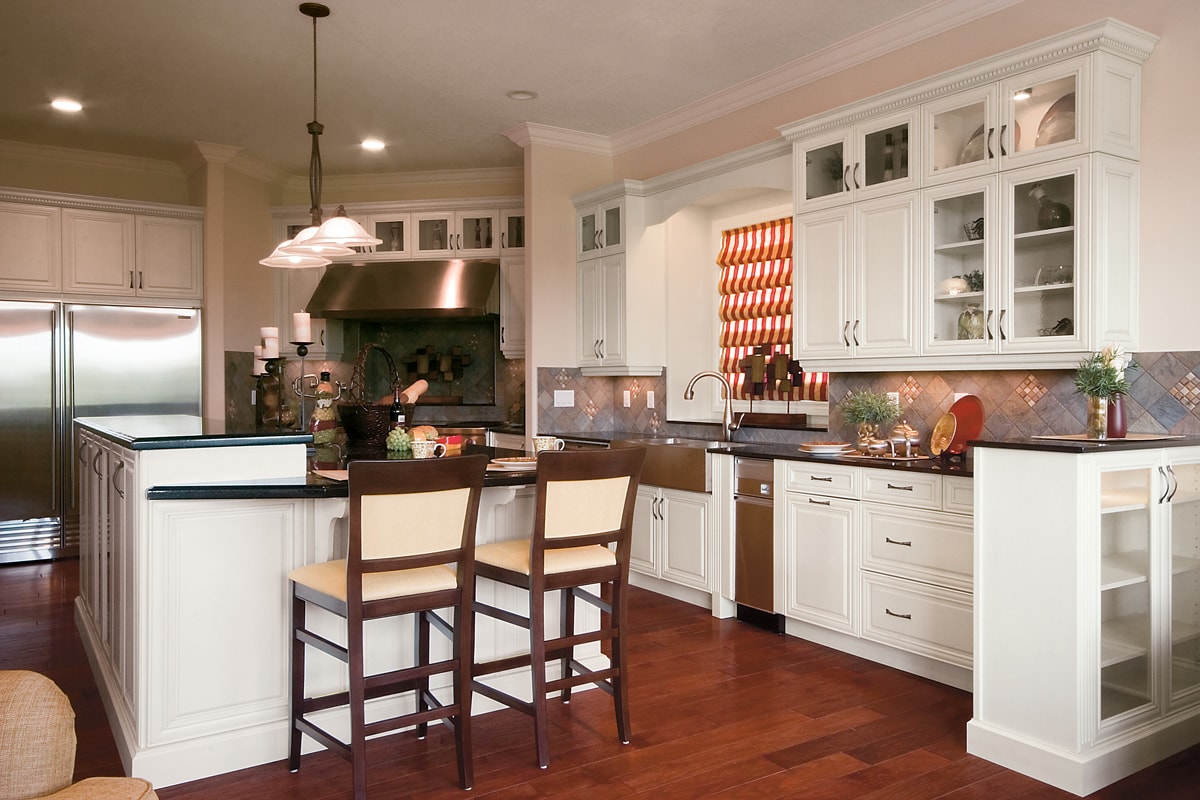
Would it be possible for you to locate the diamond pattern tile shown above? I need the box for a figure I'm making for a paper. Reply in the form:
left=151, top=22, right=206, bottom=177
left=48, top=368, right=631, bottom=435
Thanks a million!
left=898, top=376, right=922, bottom=406
left=1015, top=374, right=1048, bottom=408
left=1170, top=372, right=1200, bottom=410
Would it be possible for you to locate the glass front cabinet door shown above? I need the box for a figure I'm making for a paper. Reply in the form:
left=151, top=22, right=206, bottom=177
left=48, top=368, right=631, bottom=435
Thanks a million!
left=795, top=109, right=918, bottom=212
left=1000, top=57, right=1087, bottom=169
left=1166, top=458, right=1200, bottom=709
left=923, top=176, right=997, bottom=355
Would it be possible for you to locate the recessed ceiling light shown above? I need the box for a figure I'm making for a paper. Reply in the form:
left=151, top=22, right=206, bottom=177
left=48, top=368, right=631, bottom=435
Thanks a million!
left=506, top=90, right=538, bottom=101
left=51, top=98, right=83, bottom=113
left=361, top=138, right=385, bottom=151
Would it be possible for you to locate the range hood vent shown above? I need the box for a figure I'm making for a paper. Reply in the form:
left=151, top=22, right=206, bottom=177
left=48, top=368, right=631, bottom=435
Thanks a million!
left=305, top=260, right=499, bottom=319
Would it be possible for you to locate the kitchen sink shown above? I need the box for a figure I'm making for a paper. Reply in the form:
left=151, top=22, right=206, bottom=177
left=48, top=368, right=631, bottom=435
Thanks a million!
left=612, top=437, right=737, bottom=492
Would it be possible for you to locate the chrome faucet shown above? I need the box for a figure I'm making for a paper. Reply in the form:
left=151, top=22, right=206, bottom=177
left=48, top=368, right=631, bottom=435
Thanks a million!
left=683, top=371, right=741, bottom=442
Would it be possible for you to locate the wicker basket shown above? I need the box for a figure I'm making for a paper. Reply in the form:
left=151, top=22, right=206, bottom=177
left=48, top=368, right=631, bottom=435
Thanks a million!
left=338, top=343, right=400, bottom=447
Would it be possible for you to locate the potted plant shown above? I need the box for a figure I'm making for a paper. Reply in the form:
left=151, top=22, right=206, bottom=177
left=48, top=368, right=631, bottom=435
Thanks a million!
left=1074, top=343, right=1134, bottom=439
left=838, top=390, right=901, bottom=448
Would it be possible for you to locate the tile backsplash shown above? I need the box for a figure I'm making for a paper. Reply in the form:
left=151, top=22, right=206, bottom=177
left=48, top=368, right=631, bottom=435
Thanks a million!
left=537, top=351, right=1200, bottom=444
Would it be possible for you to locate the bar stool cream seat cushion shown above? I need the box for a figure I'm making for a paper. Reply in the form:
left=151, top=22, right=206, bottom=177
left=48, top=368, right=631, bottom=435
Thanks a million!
left=475, top=540, right=616, bottom=575
left=288, top=560, right=456, bottom=602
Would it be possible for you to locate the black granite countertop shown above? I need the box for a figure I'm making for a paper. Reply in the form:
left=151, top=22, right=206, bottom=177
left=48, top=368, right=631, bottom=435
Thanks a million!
left=970, top=434, right=1200, bottom=453
left=76, top=415, right=311, bottom=450
left=146, top=444, right=536, bottom=500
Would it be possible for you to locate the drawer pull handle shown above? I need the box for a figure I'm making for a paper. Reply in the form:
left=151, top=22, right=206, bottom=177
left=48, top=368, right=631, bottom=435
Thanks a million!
left=885, top=608, right=912, bottom=620
left=885, top=537, right=912, bottom=547
left=810, top=475, right=833, bottom=482
left=886, top=483, right=914, bottom=491
left=808, top=498, right=831, bottom=506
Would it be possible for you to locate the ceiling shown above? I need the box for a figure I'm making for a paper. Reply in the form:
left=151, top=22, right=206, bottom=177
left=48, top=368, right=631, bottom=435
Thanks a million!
left=2, top=0, right=989, bottom=178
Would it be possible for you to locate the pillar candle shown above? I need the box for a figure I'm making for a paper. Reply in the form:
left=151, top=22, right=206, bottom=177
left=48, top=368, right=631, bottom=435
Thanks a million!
left=252, top=358, right=267, bottom=375
left=292, top=312, right=312, bottom=343
left=262, top=337, right=279, bottom=359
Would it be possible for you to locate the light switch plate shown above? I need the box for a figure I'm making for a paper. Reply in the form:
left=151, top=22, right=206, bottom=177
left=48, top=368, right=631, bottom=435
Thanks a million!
left=623, top=390, right=631, bottom=407
left=554, top=390, right=574, bottom=408
left=647, top=391, right=655, bottom=409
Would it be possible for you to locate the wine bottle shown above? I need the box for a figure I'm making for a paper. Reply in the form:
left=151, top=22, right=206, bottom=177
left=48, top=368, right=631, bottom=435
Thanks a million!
left=389, top=388, right=405, bottom=430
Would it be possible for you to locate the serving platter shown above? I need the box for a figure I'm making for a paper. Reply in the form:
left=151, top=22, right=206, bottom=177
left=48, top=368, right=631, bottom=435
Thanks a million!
left=489, top=456, right=538, bottom=471
left=800, top=441, right=854, bottom=455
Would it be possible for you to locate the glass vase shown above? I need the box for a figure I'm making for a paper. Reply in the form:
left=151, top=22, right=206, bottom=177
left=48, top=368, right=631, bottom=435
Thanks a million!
left=1107, top=393, right=1127, bottom=439
left=1086, top=395, right=1108, bottom=440
left=957, top=303, right=984, bottom=340
left=856, top=422, right=879, bottom=453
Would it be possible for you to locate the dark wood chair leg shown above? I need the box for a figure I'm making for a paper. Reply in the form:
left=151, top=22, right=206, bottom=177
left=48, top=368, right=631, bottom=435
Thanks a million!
left=288, top=592, right=305, bottom=772
left=454, top=604, right=474, bottom=789
left=529, top=586, right=551, bottom=769
left=348, top=619, right=368, bottom=800
left=611, top=578, right=631, bottom=745
left=560, top=587, right=573, bottom=704
left=416, top=609, right=430, bottom=740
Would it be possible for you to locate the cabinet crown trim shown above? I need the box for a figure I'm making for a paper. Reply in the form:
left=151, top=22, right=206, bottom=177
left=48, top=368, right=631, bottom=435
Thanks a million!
left=270, top=194, right=523, bottom=221
left=0, top=186, right=203, bottom=220
left=778, top=17, right=1157, bottom=141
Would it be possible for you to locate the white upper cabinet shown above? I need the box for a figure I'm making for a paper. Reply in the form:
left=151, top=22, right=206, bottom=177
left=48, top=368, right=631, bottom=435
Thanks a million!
left=132, top=216, right=203, bottom=299
left=500, top=209, right=525, bottom=252
left=361, top=213, right=411, bottom=259
left=794, top=108, right=919, bottom=212
left=413, top=209, right=500, bottom=259
left=62, top=209, right=135, bottom=296
left=576, top=197, right=625, bottom=260
left=0, top=201, right=62, bottom=293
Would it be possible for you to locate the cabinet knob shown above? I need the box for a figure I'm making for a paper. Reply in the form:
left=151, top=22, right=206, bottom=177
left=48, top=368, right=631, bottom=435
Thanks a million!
left=853, top=162, right=862, bottom=190
left=1000, top=124, right=1009, bottom=157
left=998, top=309, right=1007, bottom=341
left=852, top=319, right=861, bottom=346
left=986, top=127, right=995, bottom=160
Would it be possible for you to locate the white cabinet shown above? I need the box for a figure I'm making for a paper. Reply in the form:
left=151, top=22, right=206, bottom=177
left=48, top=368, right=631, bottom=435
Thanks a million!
left=793, top=108, right=918, bottom=211
left=500, top=209, right=525, bottom=252
left=577, top=253, right=626, bottom=371
left=413, top=209, right=499, bottom=258
left=0, top=201, right=61, bottom=292
left=576, top=197, right=624, bottom=259
left=499, top=257, right=525, bottom=358
left=971, top=442, right=1200, bottom=796
left=631, top=485, right=711, bottom=592
left=777, top=459, right=973, bottom=670
left=63, top=213, right=201, bottom=299
left=361, top=212, right=411, bottom=258
left=795, top=191, right=919, bottom=363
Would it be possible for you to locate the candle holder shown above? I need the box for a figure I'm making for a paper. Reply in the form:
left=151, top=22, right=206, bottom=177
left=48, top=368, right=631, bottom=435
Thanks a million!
left=256, top=357, right=287, bottom=431
left=290, top=340, right=315, bottom=424
left=292, top=340, right=314, bottom=359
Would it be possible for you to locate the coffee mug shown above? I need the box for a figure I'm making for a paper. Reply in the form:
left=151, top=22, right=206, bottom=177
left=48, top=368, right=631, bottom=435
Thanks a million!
left=411, top=440, right=447, bottom=459
left=532, top=436, right=566, bottom=453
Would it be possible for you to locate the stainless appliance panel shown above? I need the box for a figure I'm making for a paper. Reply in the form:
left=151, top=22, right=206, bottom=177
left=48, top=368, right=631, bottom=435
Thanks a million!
left=734, top=457, right=776, bottom=615
left=0, top=301, right=58, bottom=524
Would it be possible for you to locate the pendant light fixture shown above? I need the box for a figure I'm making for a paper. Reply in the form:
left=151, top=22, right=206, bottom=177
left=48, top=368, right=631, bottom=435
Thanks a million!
left=261, top=2, right=379, bottom=268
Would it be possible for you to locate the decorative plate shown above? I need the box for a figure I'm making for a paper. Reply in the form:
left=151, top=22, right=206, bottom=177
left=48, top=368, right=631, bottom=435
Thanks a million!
left=946, top=394, right=985, bottom=453
left=1036, top=92, right=1076, bottom=147
left=800, top=442, right=854, bottom=455
left=930, top=413, right=957, bottom=456
left=489, top=456, right=538, bottom=471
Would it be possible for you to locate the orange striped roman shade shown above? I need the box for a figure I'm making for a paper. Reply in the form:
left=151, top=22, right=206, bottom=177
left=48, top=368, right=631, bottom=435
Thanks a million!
left=717, top=217, right=828, bottom=402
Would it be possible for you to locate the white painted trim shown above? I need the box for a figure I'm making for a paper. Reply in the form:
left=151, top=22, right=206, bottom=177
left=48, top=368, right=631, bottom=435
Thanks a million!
left=504, top=122, right=613, bottom=157
left=0, top=184, right=203, bottom=219
left=269, top=194, right=524, bottom=222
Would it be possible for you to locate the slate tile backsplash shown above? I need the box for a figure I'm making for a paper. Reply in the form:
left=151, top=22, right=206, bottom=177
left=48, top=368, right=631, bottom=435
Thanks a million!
left=537, top=351, right=1200, bottom=444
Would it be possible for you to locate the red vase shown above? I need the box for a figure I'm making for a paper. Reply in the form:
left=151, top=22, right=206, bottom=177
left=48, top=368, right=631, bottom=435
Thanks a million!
left=1107, top=393, right=1127, bottom=439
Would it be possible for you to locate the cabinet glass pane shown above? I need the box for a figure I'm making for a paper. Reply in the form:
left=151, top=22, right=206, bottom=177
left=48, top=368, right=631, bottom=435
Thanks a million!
left=1009, top=173, right=1075, bottom=340
left=504, top=214, right=524, bottom=249
left=930, top=191, right=987, bottom=345
left=603, top=205, right=622, bottom=249
left=580, top=211, right=598, bottom=254
left=932, top=101, right=987, bottom=173
left=1169, top=463, right=1200, bottom=700
left=418, top=218, right=449, bottom=251
left=372, top=220, right=406, bottom=253
left=1011, top=75, right=1077, bottom=155
left=862, top=123, right=910, bottom=187
left=1099, top=467, right=1154, bottom=722
left=461, top=215, right=493, bottom=250
left=803, top=142, right=846, bottom=201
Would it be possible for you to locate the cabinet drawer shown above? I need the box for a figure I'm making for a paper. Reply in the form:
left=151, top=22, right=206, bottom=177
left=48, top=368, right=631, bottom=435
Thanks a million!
left=782, top=460, right=859, bottom=498
left=861, top=573, right=972, bottom=668
left=861, top=504, right=973, bottom=591
left=861, top=468, right=940, bottom=509
left=943, top=475, right=974, bottom=514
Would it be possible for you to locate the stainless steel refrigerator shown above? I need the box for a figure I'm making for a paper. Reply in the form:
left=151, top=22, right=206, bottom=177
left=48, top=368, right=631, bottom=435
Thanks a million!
left=0, top=301, right=202, bottom=563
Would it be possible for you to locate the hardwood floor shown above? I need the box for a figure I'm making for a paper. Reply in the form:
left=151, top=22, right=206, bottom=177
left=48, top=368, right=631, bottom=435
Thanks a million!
left=3, top=559, right=1198, bottom=799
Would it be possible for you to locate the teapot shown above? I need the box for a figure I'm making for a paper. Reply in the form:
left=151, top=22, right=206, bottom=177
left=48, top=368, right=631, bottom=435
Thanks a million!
left=888, top=420, right=922, bottom=457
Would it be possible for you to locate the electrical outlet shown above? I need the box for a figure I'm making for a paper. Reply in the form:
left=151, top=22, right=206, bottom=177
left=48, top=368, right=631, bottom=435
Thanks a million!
left=887, top=391, right=900, bottom=405
left=647, top=390, right=655, bottom=409
left=554, top=390, right=575, bottom=408
left=623, top=390, right=631, bottom=408
left=954, top=392, right=967, bottom=401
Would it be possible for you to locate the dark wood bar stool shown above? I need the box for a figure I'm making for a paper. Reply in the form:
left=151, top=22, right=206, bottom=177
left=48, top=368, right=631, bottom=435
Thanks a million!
left=472, top=447, right=645, bottom=768
left=287, top=455, right=487, bottom=799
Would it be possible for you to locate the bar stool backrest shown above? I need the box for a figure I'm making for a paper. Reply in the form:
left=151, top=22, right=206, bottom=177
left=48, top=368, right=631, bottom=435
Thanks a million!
left=532, top=448, right=645, bottom=559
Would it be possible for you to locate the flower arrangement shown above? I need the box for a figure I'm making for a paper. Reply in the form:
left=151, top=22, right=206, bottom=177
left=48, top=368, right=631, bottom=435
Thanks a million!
left=1073, top=343, right=1135, bottom=399
left=838, top=389, right=901, bottom=426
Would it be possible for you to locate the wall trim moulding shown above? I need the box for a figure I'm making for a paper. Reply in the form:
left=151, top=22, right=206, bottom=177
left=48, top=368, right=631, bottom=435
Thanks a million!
left=269, top=194, right=525, bottom=222
left=0, top=183, right=204, bottom=220
left=0, top=138, right=184, bottom=179
left=609, top=0, right=1028, bottom=155
left=504, top=123, right=613, bottom=157
left=281, top=165, right=523, bottom=195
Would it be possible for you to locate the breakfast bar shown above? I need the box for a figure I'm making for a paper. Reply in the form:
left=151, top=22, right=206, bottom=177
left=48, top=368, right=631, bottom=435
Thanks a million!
left=72, top=415, right=588, bottom=788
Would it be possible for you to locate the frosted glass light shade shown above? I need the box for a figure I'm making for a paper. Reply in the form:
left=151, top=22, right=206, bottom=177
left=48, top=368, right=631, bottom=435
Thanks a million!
left=259, top=240, right=332, bottom=268
left=308, top=206, right=382, bottom=248
left=280, top=225, right=358, bottom=258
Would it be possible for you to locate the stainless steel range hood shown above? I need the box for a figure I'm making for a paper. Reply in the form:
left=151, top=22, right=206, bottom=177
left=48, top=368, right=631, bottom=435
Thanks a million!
left=305, top=260, right=499, bottom=319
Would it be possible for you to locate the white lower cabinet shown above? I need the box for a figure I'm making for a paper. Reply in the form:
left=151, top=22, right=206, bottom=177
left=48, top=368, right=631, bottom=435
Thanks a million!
left=777, top=459, right=973, bottom=673
left=631, top=485, right=711, bottom=592
left=971, top=442, right=1200, bottom=796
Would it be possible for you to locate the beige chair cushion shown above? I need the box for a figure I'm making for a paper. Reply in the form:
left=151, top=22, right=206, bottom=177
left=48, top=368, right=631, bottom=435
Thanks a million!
left=544, top=476, right=630, bottom=539
left=475, top=539, right=616, bottom=576
left=288, top=560, right=457, bottom=602
left=0, top=670, right=76, bottom=800
left=360, top=487, right=472, bottom=559
left=40, top=777, right=159, bottom=799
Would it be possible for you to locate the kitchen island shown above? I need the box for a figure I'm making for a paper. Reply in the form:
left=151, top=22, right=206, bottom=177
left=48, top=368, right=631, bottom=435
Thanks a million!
left=73, top=416, right=577, bottom=788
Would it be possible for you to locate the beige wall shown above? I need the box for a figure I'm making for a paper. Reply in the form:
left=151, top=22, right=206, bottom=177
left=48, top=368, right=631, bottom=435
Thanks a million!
left=608, top=0, right=1199, bottom=353
left=222, top=170, right=281, bottom=352
left=0, top=142, right=191, bottom=205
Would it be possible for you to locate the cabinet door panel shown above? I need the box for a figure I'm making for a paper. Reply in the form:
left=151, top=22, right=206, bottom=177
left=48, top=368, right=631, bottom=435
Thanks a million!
left=63, top=209, right=135, bottom=295
left=854, top=193, right=918, bottom=357
left=795, top=208, right=852, bottom=358
left=783, top=492, right=857, bottom=633
left=0, top=202, right=61, bottom=292
left=630, top=487, right=657, bottom=576
left=660, top=490, right=709, bottom=590
left=135, top=217, right=202, bottom=299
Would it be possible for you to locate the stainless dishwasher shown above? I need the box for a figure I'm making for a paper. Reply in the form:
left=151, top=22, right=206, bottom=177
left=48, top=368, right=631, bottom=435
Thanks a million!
left=734, top=457, right=783, bottom=631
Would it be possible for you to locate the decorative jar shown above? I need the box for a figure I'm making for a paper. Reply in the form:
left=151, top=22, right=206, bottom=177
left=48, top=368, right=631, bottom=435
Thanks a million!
left=957, top=303, right=985, bottom=340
